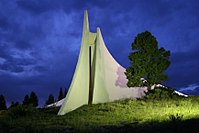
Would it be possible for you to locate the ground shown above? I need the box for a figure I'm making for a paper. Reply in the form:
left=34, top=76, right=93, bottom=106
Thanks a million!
left=1, top=97, right=199, bottom=133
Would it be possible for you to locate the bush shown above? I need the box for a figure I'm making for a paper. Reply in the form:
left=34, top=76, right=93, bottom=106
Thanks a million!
left=39, top=107, right=60, bottom=114
left=144, top=86, right=179, bottom=100
left=7, top=105, right=37, bottom=118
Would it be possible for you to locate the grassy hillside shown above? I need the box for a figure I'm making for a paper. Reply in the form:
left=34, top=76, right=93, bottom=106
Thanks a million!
left=1, top=97, right=199, bottom=133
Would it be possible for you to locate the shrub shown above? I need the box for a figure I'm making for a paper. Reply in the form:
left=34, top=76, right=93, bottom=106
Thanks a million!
left=144, top=86, right=179, bottom=100
left=7, top=105, right=37, bottom=118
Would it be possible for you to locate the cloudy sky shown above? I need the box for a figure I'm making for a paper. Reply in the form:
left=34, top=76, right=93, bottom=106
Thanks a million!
left=0, top=0, right=199, bottom=106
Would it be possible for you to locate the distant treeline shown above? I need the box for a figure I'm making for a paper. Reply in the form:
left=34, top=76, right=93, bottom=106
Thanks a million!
left=0, top=87, right=67, bottom=110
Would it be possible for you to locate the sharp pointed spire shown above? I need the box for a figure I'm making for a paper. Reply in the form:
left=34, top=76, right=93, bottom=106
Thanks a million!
left=83, top=10, right=89, bottom=32
left=97, top=27, right=101, bottom=36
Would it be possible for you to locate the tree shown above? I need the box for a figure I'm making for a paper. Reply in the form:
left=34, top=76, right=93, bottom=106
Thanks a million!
left=125, top=31, right=170, bottom=89
left=10, top=101, right=15, bottom=108
left=0, top=95, right=7, bottom=110
left=45, top=94, right=55, bottom=106
left=58, top=88, right=63, bottom=101
left=23, top=94, right=30, bottom=105
left=29, top=91, right=38, bottom=107
left=64, top=88, right=67, bottom=97
left=10, top=101, right=19, bottom=108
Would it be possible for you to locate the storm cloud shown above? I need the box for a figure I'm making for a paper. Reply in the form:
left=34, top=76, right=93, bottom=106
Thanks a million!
left=0, top=0, right=199, bottom=105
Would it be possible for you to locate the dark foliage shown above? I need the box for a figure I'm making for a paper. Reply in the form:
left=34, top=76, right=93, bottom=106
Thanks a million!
left=64, top=88, right=67, bottom=97
left=22, top=91, right=38, bottom=107
left=29, top=91, right=38, bottom=107
left=58, top=88, right=64, bottom=101
left=0, top=95, right=7, bottom=110
left=45, top=94, right=55, bottom=106
left=23, top=94, right=30, bottom=105
left=7, top=105, right=37, bottom=118
left=144, top=87, right=181, bottom=100
left=9, top=101, right=19, bottom=108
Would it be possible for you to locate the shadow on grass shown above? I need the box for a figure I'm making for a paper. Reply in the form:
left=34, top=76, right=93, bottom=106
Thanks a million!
left=91, top=118, right=199, bottom=133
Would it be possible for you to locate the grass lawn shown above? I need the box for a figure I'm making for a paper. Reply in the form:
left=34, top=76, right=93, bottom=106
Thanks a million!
left=1, top=96, right=199, bottom=133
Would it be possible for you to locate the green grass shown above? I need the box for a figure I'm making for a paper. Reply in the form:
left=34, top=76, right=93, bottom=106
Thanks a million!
left=1, top=97, right=199, bottom=133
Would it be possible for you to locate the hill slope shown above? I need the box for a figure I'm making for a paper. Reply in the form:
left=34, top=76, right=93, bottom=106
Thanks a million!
left=1, top=97, right=199, bottom=133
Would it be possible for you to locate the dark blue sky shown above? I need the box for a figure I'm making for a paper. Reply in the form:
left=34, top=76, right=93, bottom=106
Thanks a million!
left=0, top=0, right=199, bottom=105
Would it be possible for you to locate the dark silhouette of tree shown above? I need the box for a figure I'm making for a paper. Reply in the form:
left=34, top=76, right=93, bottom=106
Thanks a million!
left=23, top=94, right=30, bottom=105
left=58, top=88, right=63, bottom=101
left=10, top=101, right=19, bottom=108
left=64, top=88, right=67, bottom=97
left=22, top=91, right=38, bottom=107
left=125, top=31, right=170, bottom=89
left=29, top=91, right=38, bottom=107
left=45, top=94, right=55, bottom=106
left=0, top=95, right=7, bottom=110
left=10, top=101, right=15, bottom=108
